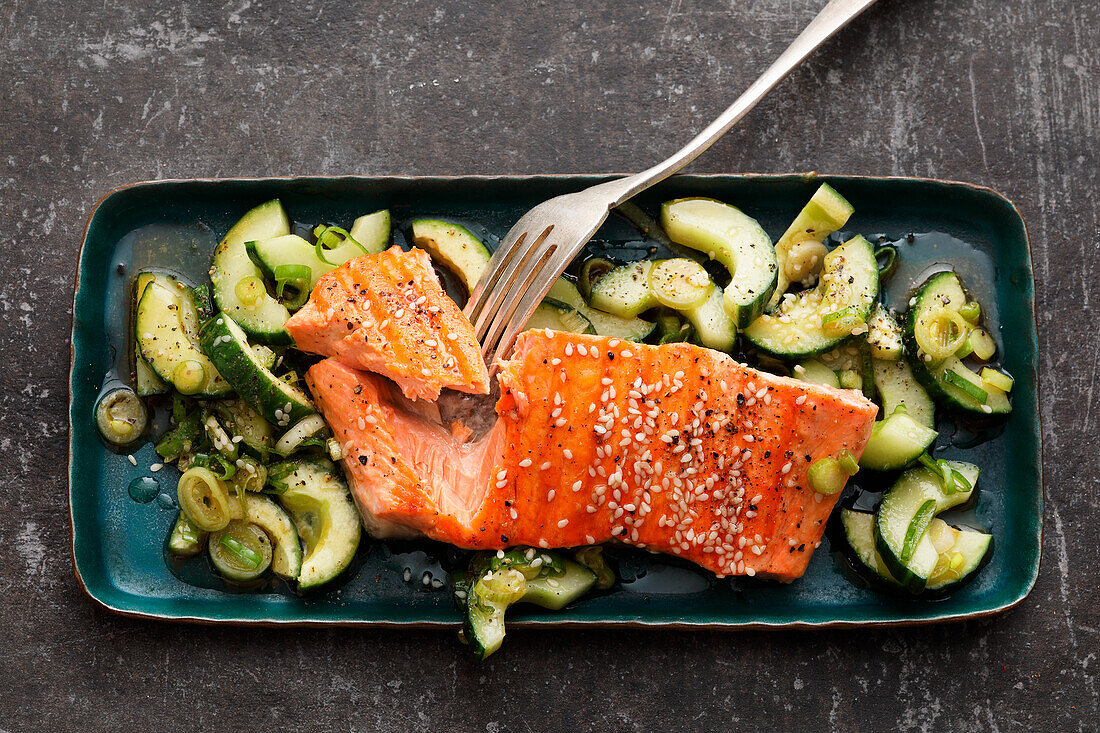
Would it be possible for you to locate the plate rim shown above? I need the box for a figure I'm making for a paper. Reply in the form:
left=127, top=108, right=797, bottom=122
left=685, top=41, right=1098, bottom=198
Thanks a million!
left=69, top=172, right=1043, bottom=629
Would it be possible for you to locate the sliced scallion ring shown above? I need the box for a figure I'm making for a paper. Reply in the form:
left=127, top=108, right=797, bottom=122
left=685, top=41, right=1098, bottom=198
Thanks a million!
left=900, top=499, right=937, bottom=563
left=171, top=359, right=207, bottom=396
left=473, top=567, right=527, bottom=605
left=578, top=257, right=615, bottom=300
left=234, top=274, right=266, bottom=307
left=313, top=225, right=368, bottom=265
left=874, top=245, right=898, bottom=279
left=837, top=449, right=859, bottom=476
left=209, top=520, right=272, bottom=581
left=177, top=466, right=232, bottom=532
left=808, top=457, right=847, bottom=495
left=980, top=367, right=1014, bottom=393
left=273, top=263, right=312, bottom=310
left=914, top=306, right=970, bottom=361
left=967, top=328, right=997, bottom=361
left=647, top=258, right=712, bottom=310
left=957, top=301, right=981, bottom=323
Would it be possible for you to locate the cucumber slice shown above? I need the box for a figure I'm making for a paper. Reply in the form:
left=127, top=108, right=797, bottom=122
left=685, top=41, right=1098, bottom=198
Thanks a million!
left=683, top=284, right=737, bottom=352
left=210, top=200, right=293, bottom=344
left=524, top=298, right=597, bottom=335
left=744, top=235, right=879, bottom=358
left=410, top=219, right=492, bottom=294
left=648, top=258, right=712, bottom=310
left=769, top=183, right=855, bottom=309
left=872, top=358, right=935, bottom=429
left=841, top=509, right=902, bottom=588
left=272, top=461, right=361, bottom=590
left=209, top=520, right=273, bottom=582
left=905, top=271, right=1010, bottom=415
left=866, top=304, right=904, bottom=360
left=874, top=461, right=979, bottom=591
left=242, top=493, right=303, bottom=580
left=548, top=279, right=655, bottom=341
left=199, top=314, right=314, bottom=428
left=167, top=512, right=207, bottom=557
left=792, top=359, right=840, bottom=388
left=347, top=210, right=391, bottom=254
left=133, top=344, right=169, bottom=396
left=136, top=282, right=231, bottom=397
left=925, top=524, right=992, bottom=590
left=588, top=260, right=655, bottom=318
left=248, top=233, right=366, bottom=304
left=660, top=197, right=778, bottom=327
left=858, top=409, right=938, bottom=471
left=521, top=559, right=598, bottom=610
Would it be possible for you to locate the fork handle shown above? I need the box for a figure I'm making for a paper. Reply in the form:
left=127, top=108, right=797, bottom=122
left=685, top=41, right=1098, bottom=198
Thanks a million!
left=603, top=0, right=880, bottom=205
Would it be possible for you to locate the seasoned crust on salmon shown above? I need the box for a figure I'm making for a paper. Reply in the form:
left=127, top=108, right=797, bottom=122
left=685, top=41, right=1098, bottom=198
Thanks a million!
left=285, top=246, right=490, bottom=401
left=307, top=330, right=877, bottom=581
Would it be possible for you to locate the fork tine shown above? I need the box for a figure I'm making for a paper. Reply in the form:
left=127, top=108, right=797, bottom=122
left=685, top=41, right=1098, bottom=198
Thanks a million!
left=470, top=223, right=555, bottom=340
left=486, top=247, right=574, bottom=366
left=480, top=241, right=558, bottom=359
left=464, top=228, right=528, bottom=327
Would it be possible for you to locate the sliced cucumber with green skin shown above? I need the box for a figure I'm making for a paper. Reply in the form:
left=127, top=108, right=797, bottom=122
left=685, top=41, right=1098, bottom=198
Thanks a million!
left=841, top=509, right=902, bottom=588
left=348, top=209, right=391, bottom=254
left=858, top=408, right=938, bottom=471
left=589, top=260, right=655, bottom=318
left=211, top=398, right=275, bottom=460
left=660, top=197, right=777, bottom=328
left=524, top=298, right=596, bottom=335
left=905, top=271, right=1010, bottom=415
left=866, top=304, right=904, bottom=360
left=874, top=461, right=979, bottom=592
left=769, top=183, right=855, bottom=309
left=136, top=282, right=231, bottom=397
left=167, top=512, right=207, bottom=557
left=458, top=549, right=598, bottom=660
left=134, top=344, right=169, bottom=396
left=242, top=493, right=302, bottom=580
left=248, top=233, right=368, bottom=304
left=872, top=358, right=935, bottom=429
left=199, top=314, right=315, bottom=428
left=133, top=271, right=201, bottom=398
left=210, top=199, right=293, bottom=344
left=843, top=510, right=990, bottom=592
left=410, top=219, right=492, bottom=294
left=521, top=559, right=597, bottom=610
left=792, top=359, right=840, bottom=388
left=587, top=260, right=733, bottom=350
left=744, top=235, right=879, bottom=358
left=272, top=461, right=361, bottom=590
left=549, top=279, right=655, bottom=341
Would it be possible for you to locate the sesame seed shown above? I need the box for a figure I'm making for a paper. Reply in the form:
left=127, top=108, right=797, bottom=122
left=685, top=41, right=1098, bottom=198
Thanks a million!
left=585, top=534, right=596, bottom=544
left=563, top=448, right=573, bottom=459
left=557, top=519, right=569, bottom=528
left=149, top=463, right=163, bottom=472
left=394, top=308, right=404, bottom=318
left=621, top=350, right=633, bottom=358
left=127, top=454, right=137, bottom=466
left=519, top=458, right=533, bottom=467
left=547, top=489, right=556, bottom=501
left=572, top=480, right=583, bottom=492
left=541, top=461, right=552, bottom=470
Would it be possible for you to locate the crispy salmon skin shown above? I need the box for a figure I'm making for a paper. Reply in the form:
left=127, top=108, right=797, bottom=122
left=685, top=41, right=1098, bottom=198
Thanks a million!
left=307, top=330, right=877, bottom=580
left=286, top=246, right=489, bottom=401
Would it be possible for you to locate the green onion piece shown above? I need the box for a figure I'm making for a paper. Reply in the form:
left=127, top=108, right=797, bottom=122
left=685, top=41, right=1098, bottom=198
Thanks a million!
left=874, top=245, right=898, bottom=279
left=837, top=449, right=859, bottom=476
left=558, top=307, right=591, bottom=334
left=821, top=306, right=863, bottom=337
left=900, top=499, right=938, bottom=563
left=273, top=264, right=312, bottom=309
left=273, top=263, right=312, bottom=282
left=968, top=328, right=997, bottom=361
left=219, top=534, right=263, bottom=569
left=234, top=275, right=266, bottom=307
left=941, top=368, right=988, bottom=404
left=155, top=414, right=201, bottom=461
left=958, top=301, right=981, bottom=323
left=573, top=546, right=616, bottom=589
left=980, top=367, right=1014, bottom=393
left=918, top=452, right=942, bottom=477
left=314, top=225, right=368, bottom=264
left=171, top=359, right=206, bottom=395
left=473, top=567, right=527, bottom=604
left=914, top=306, right=970, bottom=362
left=808, top=457, right=847, bottom=495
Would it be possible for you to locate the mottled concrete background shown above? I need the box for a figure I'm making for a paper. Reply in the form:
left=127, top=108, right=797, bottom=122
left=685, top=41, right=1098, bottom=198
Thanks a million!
left=1, top=0, right=1096, bottom=730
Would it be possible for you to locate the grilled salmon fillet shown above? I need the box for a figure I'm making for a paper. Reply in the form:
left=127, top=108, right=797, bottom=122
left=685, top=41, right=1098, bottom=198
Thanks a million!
left=307, top=330, right=877, bottom=580
left=285, top=246, right=490, bottom=401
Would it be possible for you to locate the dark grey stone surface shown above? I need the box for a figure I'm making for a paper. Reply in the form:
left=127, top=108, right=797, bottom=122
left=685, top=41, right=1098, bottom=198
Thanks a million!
left=1, top=0, right=1096, bottom=730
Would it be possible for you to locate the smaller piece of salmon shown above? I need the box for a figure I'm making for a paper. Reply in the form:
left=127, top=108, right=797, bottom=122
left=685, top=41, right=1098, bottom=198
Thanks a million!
left=285, top=246, right=489, bottom=401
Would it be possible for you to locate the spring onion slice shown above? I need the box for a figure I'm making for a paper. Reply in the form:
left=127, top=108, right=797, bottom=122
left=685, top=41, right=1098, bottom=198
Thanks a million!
left=473, top=568, right=527, bottom=605
left=900, top=499, right=937, bottom=563
left=958, top=301, right=981, bottom=323
left=808, top=457, right=847, bottom=495
left=820, top=306, right=863, bottom=337
left=837, top=449, right=859, bottom=476
left=915, top=307, right=970, bottom=361
left=980, top=367, right=1014, bottom=393
left=234, top=275, right=266, bottom=307
left=313, top=225, right=368, bottom=264
left=874, top=245, right=898, bottom=279
left=219, top=534, right=263, bottom=569
left=275, top=413, right=329, bottom=455
left=941, top=368, right=988, bottom=404
left=579, top=257, right=615, bottom=300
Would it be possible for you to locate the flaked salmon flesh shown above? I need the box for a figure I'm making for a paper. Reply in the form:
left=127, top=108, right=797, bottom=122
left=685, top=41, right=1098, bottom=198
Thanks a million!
left=285, top=246, right=490, bottom=401
left=306, top=330, right=878, bottom=580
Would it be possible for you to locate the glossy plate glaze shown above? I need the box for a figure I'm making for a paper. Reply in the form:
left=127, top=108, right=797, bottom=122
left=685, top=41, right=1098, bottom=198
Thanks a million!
left=69, top=174, right=1041, bottom=628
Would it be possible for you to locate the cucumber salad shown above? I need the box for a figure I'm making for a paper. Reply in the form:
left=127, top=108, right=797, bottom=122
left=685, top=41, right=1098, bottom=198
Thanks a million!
left=96, top=183, right=1012, bottom=652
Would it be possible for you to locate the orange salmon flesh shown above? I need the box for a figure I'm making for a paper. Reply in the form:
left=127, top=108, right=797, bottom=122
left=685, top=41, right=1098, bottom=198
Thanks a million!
left=285, top=246, right=489, bottom=401
left=306, top=330, right=877, bottom=580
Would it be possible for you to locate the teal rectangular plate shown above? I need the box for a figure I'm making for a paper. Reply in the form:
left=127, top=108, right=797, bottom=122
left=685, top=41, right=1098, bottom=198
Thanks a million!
left=69, top=174, right=1041, bottom=628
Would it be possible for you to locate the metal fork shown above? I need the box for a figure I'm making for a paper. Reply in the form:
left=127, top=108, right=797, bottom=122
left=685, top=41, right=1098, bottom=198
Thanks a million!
left=465, top=0, right=879, bottom=366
